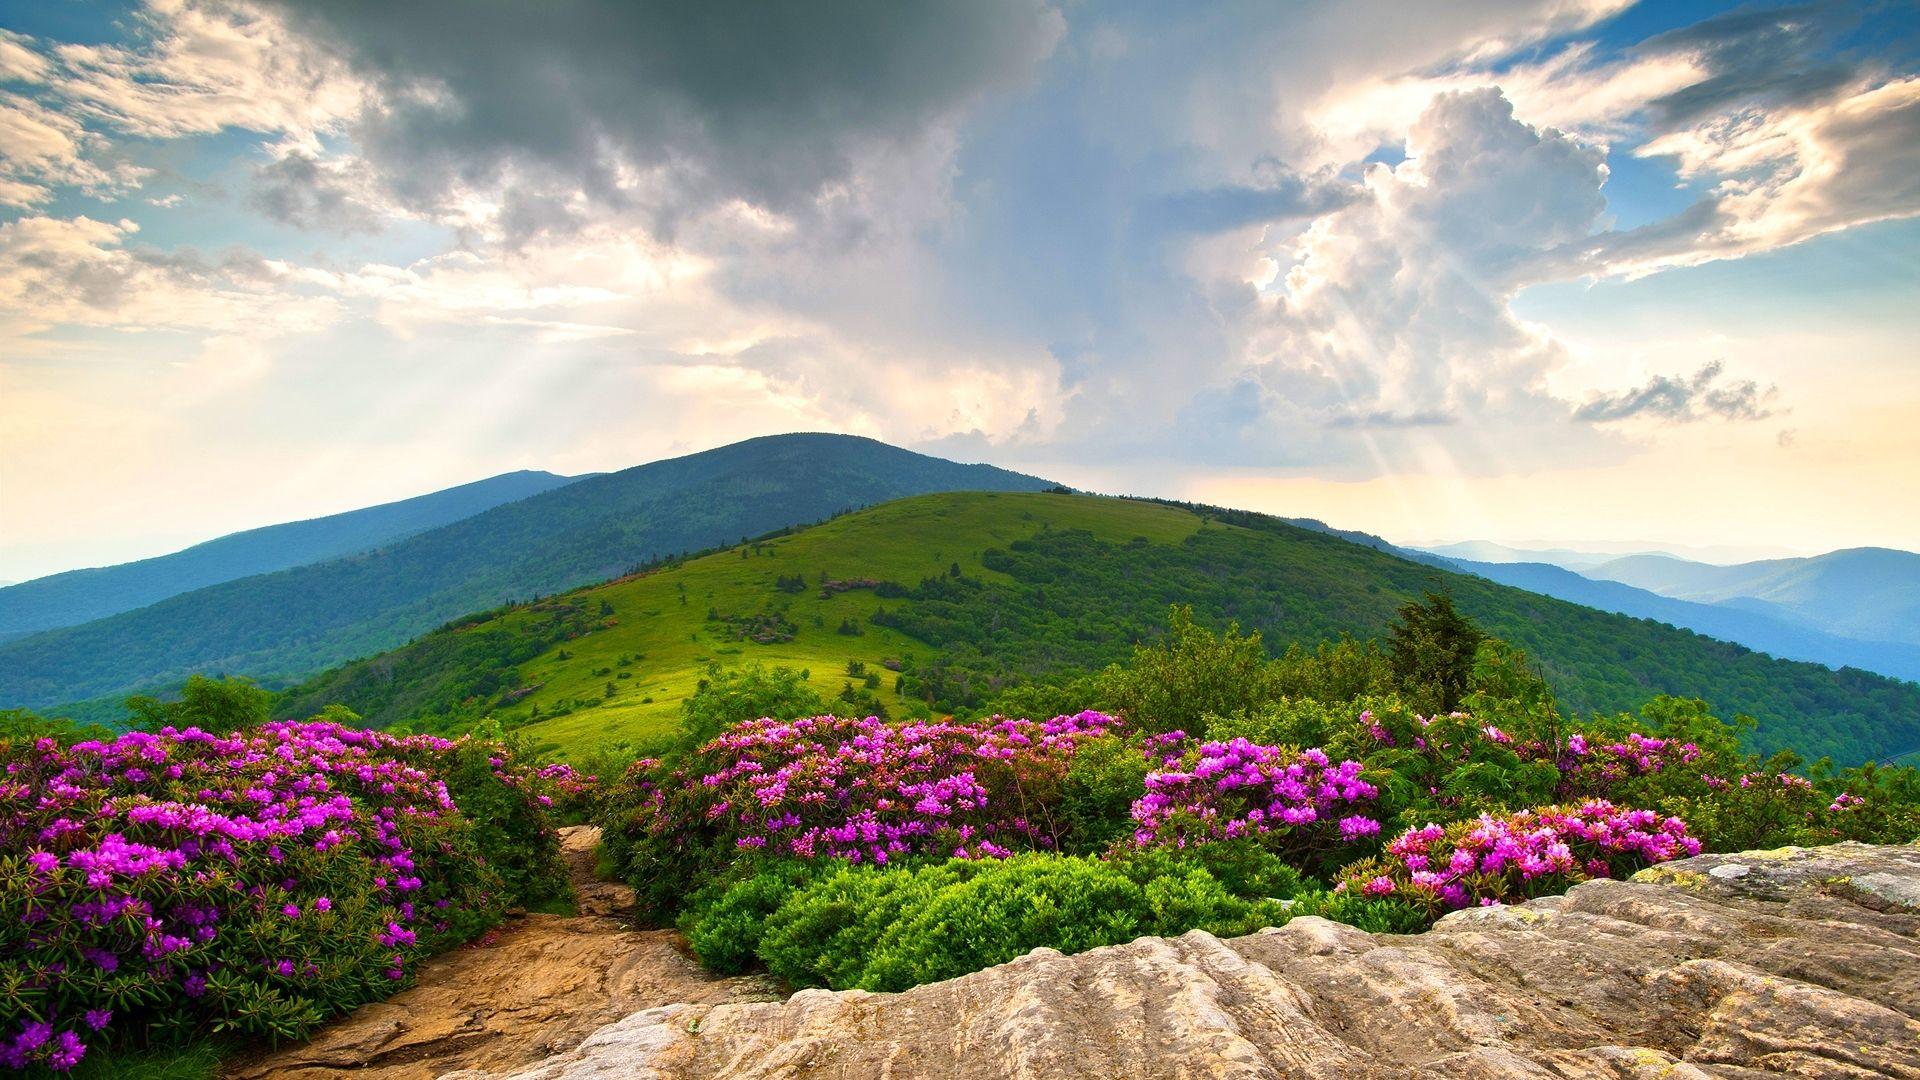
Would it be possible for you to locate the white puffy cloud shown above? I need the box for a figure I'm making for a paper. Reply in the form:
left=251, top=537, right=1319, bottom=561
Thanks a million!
left=1202, top=89, right=1614, bottom=469
left=0, top=215, right=336, bottom=337
left=45, top=0, right=365, bottom=140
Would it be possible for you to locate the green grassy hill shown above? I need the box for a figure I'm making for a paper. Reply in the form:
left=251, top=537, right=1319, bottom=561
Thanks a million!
left=280, top=492, right=1920, bottom=765
left=0, top=435, right=1050, bottom=709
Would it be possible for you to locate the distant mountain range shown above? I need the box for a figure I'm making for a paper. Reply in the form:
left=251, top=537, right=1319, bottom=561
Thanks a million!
left=1412, top=541, right=1920, bottom=684
left=0, top=434, right=1052, bottom=708
left=0, top=470, right=580, bottom=640
left=1587, top=549, right=1920, bottom=648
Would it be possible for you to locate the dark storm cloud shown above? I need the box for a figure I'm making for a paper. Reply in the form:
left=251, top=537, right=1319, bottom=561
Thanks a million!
left=1573, top=361, right=1777, bottom=424
left=255, top=0, right=1064, bottom=239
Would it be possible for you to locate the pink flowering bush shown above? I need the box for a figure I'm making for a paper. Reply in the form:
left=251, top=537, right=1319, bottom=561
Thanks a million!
left=1541, top=731, right=1704, bottom=800
left=601, top=711, right=1124, bottom=919
left=1334, top=800, right=1702, bottom=916
left=1321, top=707, right=1561, bottom=832
left=0, top=720, right=571, bottom=1072
left=1127, top=740, right=1380, bottom=874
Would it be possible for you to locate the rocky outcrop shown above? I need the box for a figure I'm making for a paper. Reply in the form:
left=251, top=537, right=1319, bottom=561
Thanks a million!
left=226, top=827, right=779, bottom=1080
left=468, top=842, right=1920, bottom=1080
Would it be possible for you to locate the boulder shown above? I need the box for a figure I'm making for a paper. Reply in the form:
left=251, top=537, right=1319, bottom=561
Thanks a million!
left=468, top=842, right=1920, bottom=1080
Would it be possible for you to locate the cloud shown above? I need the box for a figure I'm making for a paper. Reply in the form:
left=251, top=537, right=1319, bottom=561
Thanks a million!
left=42, top=0, right=365, bottom=140
left=0, top=215, right=336, bottom=337
left=2, top=0, right=1914, bottom=534
left=1238, top=90, right=1610, bottom=446
left=0, top=91, right=148, bottom=207
left=1632, top=3, right=1863, bottom=125
left=242, top=0, right=1064, bottom=244
left=1572, top=360, right=1777, bottom=423
left=1590, top=75, right=1920, bottom=274
left=248, top=144, right=381, bottom=231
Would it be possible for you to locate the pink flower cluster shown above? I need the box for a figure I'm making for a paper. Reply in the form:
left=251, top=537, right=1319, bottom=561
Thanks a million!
left=1, top=720, right=555, bottom=1072
left=659, top=711, right=1122, bottom=863
left=1129, top=740, right=1379, bottom=855
left=1344, top=800, right=1702, bottom=911
left=487, top=757, right=597, bottom=811
left=1549, top=732, right=1702, bottom=795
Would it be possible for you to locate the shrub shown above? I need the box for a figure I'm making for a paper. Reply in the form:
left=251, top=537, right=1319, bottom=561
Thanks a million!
left=1058, top=734, right=1151, bottom=854
left=1334, top=801, right=1701, bottom=920
left=599, top=711, right=1125, bottom=921
left=753, top=853, right=1290, bottom=992
left=1128, top=741, right=1380, bottom=876
left=0, top=720, right=569, bottom=1071
left=684, top=860, right=820, bottom=974
left=1113, top=837, right=1305, bottom=901
left=1097, top=605, right=1273, bottom=738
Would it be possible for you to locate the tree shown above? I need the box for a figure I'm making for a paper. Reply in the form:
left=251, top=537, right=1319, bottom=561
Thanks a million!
left=125, top=674, right=273, bottom=735
left=678, top=663, right=825, bottom=749
left=1387, top=592, right=1485, bottom=714
left=1097, top=605, right=1272, bottom=737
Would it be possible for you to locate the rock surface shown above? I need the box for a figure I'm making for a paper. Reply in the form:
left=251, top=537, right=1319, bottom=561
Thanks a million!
left=225, top=826, right=779, bottom=1080
left=469, top=842, right=1920, bottom=1080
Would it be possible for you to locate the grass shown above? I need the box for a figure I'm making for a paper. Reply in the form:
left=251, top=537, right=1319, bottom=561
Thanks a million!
left=486, top=492, right=1203, bottom=756
left=69, top=1043, right=222, bottom=1080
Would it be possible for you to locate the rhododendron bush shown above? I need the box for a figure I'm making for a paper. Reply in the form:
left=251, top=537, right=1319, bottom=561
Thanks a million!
left=601, top=689, right=1919, bottom=995
left=0, top=721, right=575, bottom=1073
left=1128, top=740, right=1380, bottom=874
left=1335, top=801, right=1702, bottom=913
left=601, top=711, right=1127, bottom=918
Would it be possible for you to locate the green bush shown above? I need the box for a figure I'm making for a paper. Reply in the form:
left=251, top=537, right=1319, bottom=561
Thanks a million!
left=745, top=853, right=1292, bottom=992
left=684, top=861, right=820, bottom=974
left=1059, top=734, right=1151, bottom=853
left=434, top=740, right=571, bottom=908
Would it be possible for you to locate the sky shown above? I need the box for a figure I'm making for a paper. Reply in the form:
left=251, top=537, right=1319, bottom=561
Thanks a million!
left=1, top=0, right=1917, bottom=582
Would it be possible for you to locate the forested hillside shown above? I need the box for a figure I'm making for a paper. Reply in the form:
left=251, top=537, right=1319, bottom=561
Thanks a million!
left=279, top=492, right=1920, bottom=765
left=0, top=435, right=1050, bottom=708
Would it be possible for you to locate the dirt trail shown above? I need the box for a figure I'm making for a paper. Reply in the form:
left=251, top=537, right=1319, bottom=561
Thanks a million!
left=226, top=826, right=779, bottom=1080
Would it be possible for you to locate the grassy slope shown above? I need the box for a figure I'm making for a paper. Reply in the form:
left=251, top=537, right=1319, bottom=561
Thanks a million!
left=286, top=493, right=1200, bottom=753
left=1, top=434, right=1050, bottom=710
left=282, top=492, right=1920, bottom=764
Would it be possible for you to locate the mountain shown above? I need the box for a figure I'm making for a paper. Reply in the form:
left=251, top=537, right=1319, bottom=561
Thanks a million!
left=280, top=491, right=1920, bottom=765
left=0, top=435, right=1052, bottom=709
left=1589, top=548, right=1920, bottom=647
left=1422, top=555, right=1920, bottom=683
left=0, top=470, right=580, bottom=639
left=1416, top=541, right=1627, bottom=571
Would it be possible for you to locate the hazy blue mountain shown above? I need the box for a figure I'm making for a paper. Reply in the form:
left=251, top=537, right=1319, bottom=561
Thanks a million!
left=1417, top=541, right=1629, bottom=571
left=1421, top=554, right=1920, bottom=684
left=0, top=434, right=1052, bottom=708
left=0, top=470, right=579, bottom=638
left=1589, top=548, right=1920, bottom=647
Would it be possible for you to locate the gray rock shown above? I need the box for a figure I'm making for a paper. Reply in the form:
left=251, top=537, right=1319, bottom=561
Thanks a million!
left=470, top=842, right=1920, bottom=1080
